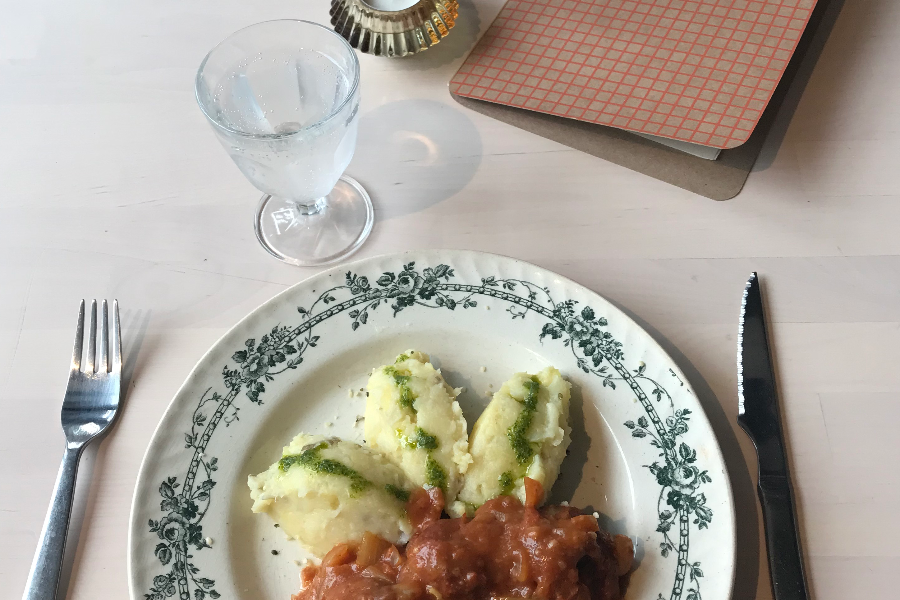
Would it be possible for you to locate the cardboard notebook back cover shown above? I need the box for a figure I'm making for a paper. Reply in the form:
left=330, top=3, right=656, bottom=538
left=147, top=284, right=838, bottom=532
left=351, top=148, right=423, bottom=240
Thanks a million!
left=450, top=0, right=837, bottom=199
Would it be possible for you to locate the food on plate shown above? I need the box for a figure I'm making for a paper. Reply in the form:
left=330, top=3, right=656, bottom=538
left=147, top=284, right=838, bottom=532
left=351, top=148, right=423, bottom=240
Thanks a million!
left=248, top=356, right=635, bottom=600
left=364, top=351, right=472, bottom=511
left=248, top=434, right=413, bottom=557
left=456, top=366, right=571, bottom=512
left=293, top=479, right=634, bottom=600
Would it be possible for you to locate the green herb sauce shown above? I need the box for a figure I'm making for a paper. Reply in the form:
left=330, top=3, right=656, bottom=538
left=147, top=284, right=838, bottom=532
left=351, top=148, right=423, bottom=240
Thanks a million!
left=507, top=376, right=541, bottom=464
left=412, top=427, right=438, bottom=450
left=498, top=471, right=515, bottom=495
left=425, top=454, right=448, bottom=491
left=397, top=427, right=446, bottom=493
left=278, top=442, right=371, bottom=496
left=384, top=366, right=417, bottom=412
left=395, top=353, right=410, bottom=363
left=278, top=442, right=326, bottom=472
left=384, top=484, right=410, bottom=502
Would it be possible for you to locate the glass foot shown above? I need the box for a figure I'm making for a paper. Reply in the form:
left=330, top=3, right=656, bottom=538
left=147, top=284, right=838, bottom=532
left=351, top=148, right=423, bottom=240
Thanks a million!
left=254, top=175, right=374, bottom=267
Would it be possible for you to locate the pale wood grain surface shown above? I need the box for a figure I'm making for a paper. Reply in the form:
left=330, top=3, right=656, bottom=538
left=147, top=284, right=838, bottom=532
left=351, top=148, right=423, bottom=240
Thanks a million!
left=1, top=0, right=898, bottom=599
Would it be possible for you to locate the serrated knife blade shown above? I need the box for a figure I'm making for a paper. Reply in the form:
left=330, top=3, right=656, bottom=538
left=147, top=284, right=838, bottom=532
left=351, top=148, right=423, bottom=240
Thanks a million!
left=737, top=273, right=809, bottom=600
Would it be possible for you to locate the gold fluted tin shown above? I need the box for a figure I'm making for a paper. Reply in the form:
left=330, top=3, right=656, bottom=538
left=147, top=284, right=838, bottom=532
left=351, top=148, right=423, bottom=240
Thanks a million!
left=330, top=0, right=458, bottom=58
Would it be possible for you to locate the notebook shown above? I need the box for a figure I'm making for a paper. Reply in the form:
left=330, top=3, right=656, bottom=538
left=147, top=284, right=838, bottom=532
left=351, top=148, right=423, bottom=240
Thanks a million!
left=450, top=0, right=818, bottom=151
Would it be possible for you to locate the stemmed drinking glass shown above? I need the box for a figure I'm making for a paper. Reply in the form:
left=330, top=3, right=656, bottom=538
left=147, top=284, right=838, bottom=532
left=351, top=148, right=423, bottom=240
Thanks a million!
left=196, top=20, right=373, bottom=266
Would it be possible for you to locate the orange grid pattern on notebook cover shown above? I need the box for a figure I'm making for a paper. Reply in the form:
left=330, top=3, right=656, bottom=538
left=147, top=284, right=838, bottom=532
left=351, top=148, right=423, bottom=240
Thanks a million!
left=450, top=0, right=816, bottom=149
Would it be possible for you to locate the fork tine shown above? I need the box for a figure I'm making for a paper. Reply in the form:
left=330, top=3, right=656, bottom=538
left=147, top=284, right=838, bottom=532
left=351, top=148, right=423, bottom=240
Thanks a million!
left=112, top=300, right=122, bottom=374
left=71, top=300, right=85, bottom=371
left=98, top=300, right=109, bottom=373
left=85, top=300, right=97, bottom=374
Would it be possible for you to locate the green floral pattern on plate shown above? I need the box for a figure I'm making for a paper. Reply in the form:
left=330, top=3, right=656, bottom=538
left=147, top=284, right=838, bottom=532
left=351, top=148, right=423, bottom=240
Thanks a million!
left=144, top=262, right=713, bottom=600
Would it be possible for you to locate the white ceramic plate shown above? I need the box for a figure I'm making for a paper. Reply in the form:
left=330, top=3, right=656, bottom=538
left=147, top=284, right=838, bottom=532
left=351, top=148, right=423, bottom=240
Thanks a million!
left=129, top=250, right=735, bottom=600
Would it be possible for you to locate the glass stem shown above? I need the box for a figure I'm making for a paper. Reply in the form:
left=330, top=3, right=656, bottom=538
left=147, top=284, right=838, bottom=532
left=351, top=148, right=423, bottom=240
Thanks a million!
left=294, top=197, right=327, bottom=216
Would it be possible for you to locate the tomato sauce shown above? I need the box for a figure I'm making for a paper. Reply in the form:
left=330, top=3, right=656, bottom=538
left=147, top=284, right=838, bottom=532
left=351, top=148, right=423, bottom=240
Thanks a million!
left=295, top=481, right=633, bottom=600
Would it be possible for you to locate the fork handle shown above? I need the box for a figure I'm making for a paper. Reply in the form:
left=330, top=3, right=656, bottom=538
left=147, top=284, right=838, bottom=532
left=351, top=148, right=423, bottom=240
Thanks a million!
left=22, top=445, right=83, bottom=600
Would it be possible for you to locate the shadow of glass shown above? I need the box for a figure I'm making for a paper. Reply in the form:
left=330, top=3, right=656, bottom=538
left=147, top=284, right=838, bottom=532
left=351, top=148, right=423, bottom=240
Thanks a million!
left=604, top=300, right=761, bottom=600
left=349, top=99, right=482, bottom=220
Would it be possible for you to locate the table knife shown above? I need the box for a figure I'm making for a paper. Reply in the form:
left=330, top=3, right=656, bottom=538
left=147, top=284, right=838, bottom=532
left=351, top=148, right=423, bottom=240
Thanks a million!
left=737, top=273, right=809, bottom=600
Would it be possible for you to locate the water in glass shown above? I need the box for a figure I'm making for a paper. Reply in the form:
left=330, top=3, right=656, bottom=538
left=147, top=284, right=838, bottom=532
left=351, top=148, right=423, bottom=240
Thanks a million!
left=210, top=48, right=358, bottom=202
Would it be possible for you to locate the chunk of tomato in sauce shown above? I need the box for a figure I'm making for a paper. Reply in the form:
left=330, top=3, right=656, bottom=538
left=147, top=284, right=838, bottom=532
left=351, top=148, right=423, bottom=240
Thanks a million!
left=407, top=486, right=444, bottom=531
left=524, top=476, right=545, bottom=508
left=292, top=538, right=408, bottom=600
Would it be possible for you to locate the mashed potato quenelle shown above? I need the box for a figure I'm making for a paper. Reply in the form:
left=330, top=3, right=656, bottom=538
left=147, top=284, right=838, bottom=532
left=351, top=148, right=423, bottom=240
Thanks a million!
left=364, top=351, right=472, bottom=512
left=456, top=366, right=571, bottom=512
left=248, top=434, right=413, bottom=557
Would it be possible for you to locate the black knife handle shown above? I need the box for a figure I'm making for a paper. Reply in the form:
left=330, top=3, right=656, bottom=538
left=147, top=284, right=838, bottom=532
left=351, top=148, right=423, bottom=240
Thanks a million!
left=757, top=474, right=809, bottom=600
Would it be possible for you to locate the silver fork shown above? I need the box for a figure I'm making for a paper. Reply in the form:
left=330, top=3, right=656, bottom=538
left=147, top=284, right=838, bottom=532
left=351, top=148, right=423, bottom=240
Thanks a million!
left=22, top=300, right=122, bottom=600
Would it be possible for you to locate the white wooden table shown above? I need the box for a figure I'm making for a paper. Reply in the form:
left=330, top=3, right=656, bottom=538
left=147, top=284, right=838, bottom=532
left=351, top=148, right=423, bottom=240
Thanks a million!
left=1, top=0, right=897, bottom=598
